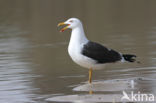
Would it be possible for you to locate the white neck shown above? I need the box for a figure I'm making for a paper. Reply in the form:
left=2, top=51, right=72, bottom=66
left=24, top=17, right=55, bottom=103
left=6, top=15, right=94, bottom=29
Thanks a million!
left=69, top=24, right=88, bottom=47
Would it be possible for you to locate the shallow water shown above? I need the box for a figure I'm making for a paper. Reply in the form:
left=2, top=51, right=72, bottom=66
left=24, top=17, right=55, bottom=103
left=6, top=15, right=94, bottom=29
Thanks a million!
left=0, top=0, right=156, bottom=103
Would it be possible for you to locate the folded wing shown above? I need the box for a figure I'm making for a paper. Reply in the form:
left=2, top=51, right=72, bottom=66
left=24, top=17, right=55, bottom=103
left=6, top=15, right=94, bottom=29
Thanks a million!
left=81, top=41, right=122, bottom=63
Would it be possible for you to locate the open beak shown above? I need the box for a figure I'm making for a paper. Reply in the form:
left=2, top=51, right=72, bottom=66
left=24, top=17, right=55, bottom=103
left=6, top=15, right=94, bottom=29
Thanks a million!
left=57, top=22, right=70, bottom=32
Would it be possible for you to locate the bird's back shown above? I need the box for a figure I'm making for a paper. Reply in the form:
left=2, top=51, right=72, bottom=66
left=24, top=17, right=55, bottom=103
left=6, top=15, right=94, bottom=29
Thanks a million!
left=81, top=41, right=122, bottom=63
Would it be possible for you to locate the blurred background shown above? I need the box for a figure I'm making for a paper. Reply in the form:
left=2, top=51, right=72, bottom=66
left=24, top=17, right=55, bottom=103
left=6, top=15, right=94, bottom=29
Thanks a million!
left=0, top=0, right=156, bottom=103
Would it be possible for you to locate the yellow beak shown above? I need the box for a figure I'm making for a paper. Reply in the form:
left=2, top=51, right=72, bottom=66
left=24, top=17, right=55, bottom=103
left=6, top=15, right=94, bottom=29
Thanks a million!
left=57, top=22, right=70, bottom=32
left=57, top=22, right=65, bottom=27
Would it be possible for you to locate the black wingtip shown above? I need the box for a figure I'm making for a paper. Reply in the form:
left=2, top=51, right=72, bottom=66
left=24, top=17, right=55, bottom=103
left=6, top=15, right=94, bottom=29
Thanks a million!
left=123, top=54, right=137, bottom=62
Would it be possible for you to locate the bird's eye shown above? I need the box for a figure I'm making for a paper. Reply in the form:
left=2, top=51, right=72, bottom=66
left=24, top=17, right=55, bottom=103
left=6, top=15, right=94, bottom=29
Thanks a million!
left=69, top=20, right=73, bottom=23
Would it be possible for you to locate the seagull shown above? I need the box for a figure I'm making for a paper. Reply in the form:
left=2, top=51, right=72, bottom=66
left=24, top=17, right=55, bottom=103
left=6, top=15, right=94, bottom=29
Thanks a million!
left=58, top=18, right=137, bottom=83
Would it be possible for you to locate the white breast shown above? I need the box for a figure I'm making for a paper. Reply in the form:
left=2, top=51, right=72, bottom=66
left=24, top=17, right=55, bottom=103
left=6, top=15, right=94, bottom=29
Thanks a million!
left=68, top=43, right=96, bottom=69
left=67, top=23, right=106, bottom=70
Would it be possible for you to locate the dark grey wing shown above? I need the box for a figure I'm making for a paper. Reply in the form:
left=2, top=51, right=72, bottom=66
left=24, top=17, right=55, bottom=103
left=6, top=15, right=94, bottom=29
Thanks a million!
left=81, top=41, right=122, bottom=63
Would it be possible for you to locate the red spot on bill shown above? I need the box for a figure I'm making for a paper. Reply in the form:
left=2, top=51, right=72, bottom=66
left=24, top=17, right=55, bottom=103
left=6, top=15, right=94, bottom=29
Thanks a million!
left=60, top=29, right=64, bottom=32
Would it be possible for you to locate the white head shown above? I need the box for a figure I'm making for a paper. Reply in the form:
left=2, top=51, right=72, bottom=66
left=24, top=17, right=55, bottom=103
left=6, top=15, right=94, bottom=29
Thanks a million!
left=58, top=18, right=82, bottom=32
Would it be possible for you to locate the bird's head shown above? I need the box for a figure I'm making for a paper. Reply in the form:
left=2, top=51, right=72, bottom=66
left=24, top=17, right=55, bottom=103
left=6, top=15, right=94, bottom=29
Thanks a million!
left=58, top=18, right=81, bottom=32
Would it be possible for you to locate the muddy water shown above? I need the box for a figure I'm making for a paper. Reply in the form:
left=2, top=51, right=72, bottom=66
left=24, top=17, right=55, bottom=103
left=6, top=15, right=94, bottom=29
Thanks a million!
left=0, top=0, right=156, bottom=103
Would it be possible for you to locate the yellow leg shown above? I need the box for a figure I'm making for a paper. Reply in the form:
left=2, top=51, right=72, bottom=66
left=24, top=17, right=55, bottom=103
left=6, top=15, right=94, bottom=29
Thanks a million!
left=89, top=90, right=93, bottom=94
left=89, top=68, right=93, bottom=83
